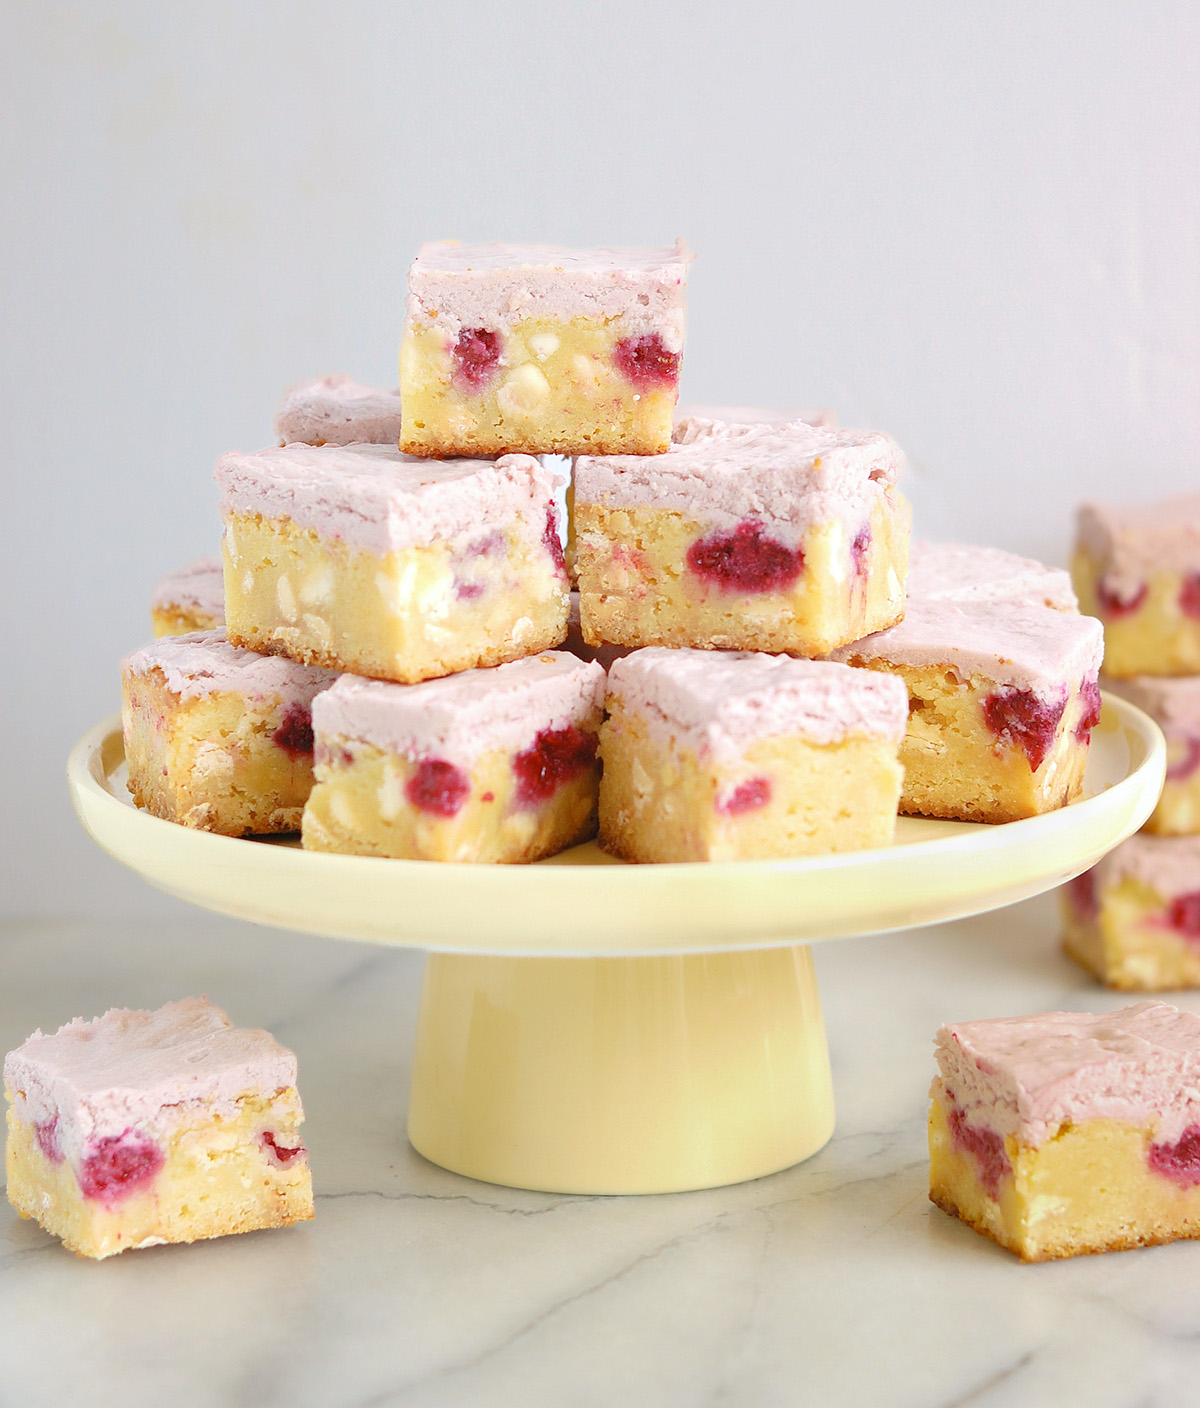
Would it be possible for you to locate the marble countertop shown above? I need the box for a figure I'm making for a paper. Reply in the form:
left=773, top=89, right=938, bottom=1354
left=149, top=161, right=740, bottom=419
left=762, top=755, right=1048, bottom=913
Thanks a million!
left=4, top=896, right=1200, bottom=1408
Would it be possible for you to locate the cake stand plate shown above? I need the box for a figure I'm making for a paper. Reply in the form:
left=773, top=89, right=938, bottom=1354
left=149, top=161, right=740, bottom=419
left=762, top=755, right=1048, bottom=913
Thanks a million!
left=69, top=696, right=1164, bottom=1194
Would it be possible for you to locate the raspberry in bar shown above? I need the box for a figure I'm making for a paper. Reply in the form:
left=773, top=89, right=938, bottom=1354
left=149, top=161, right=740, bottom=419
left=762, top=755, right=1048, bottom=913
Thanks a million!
left=302, top=652, right=606, bottom=863
left=275, top=374, right=404, bottom=447
left=1062, top=835, right=1200, bottom=990
left=1101, top=675, right=1200, bottom=835
left=151, top=556, right=225, bottom=637
left=122, top=630, right=338, bottom=835
left=673, top=403, right=835, bottom=438
left=399, top=241, right=691, bottom=458
left=215, top=442, right=569, bottom=684
left=1073, top=492, right=1200, bottom=677
left=599, top=648, right=907, bottom=863
left=833, top=599, right=1104, bottom=823
left=908, top=540, right=1078, bottom=612
left=4, top=998, right=313, bottom=1260
left=929, top=1001, right=1200, bottom=1260
left=575, top=422, right=910, bottom=658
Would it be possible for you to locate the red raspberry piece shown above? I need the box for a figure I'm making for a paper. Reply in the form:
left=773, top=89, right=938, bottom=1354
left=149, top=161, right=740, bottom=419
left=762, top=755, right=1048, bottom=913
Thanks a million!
left=1074, top=677, right=1102, bottom=741
left=1181, top=574, right=1200, bottom=620
left=718, top=777, right=772, bottom=816
left=1167, top=892, right=1200, bottom=940
left=947, top=1104, right=1010, bottom=1197
left=406, top=759, right=471, bottom=817
left=851, top=526, right=871, bottom=575
left=261, top=1131, right=306, bottom=1166
left=78, top=1131, right=164, bottom=1208
left=1065, top=868, right=1099, bottom=921
left=981, top=687, right=1067, bottom=771
left=543, top=505, right=566, bottom=575
left=272, top=702, right=314, bottom=759
left=1167, top=736, right=1200, bottom=782
left=1149, top=1124, right=1200, bottom=1188
left=513, top=725, right=598, bottom=806
left=35, top=1116, right=63, bottom=1164
left=612, top=333, right=679, bottom=389
left=1096, top=579, right=1147, bottom=618
left=455, top=580, right=486, bottom=601
left=452, top=328, right=502, bottom=392
left=687, top=520, right=804, bottom=594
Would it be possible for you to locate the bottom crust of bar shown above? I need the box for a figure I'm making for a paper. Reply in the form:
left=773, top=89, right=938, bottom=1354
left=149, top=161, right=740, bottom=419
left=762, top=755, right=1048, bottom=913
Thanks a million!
left=6, top=1092, right=313, bottom=1260
left=928, top=1092, right=1200, bottom=1261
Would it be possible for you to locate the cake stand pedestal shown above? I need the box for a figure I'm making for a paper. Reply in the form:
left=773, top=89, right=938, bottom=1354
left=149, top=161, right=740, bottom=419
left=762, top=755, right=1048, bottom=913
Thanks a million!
left=69, top=696, right=1163, bottom=1194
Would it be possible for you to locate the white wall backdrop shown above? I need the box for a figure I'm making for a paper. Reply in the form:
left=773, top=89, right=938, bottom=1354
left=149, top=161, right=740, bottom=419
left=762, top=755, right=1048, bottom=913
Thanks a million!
left=3, top=1, right=1197, bottom=916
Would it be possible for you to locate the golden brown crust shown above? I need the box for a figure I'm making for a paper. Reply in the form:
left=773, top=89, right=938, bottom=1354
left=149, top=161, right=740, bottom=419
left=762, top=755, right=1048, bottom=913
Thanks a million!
left=402, top=428, right=670, bottom=457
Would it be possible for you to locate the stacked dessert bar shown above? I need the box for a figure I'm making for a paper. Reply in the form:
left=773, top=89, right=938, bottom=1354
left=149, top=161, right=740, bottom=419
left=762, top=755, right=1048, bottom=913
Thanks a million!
left=1062, top=494, right=1200, bottom=988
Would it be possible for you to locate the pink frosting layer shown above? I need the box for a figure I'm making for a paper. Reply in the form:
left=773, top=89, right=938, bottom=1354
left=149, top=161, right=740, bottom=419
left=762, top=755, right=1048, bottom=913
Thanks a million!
left=312, top=651, right=606, bottom=769
left=406, top=240, right=691, bottom=345
left=1092, top=832, right=1200, bottom=899
left=1101, top=673, right=1200, bottom=737
left=908, top=540, right=1077, bottom=611
left=215, top=443, right=557, bottom=556
left=275, top=375, right=404, bottom=446
left=606, top=647, right=908, bottom=763
left=122, top=630, right=340, bottom=702
left=1076, top=493, right=1200, bottom=598
left=575, top=421, right=905, bottom=544
left=3, top=998, right=298, bottom=1161
left=832, top=599, right=1104, bottom=698
left=150, top=556, right=225, bottom=622
left=673, top=404, right=835, bottom=438
left=934, top=1001, right=1200, bottom=1147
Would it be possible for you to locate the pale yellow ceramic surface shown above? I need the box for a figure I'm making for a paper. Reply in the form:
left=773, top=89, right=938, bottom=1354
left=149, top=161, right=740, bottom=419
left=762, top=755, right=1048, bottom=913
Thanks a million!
left=68, top=696, right=1164, bottom=1194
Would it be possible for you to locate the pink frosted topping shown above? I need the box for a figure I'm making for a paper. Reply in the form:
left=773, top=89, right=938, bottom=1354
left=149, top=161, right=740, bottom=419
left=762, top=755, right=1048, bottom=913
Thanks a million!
left=122, top=630, right=339, bottom=704
left=405, top=240, right=691, bottom=345
left=312, top=651, right=606, bottom=771
left=1076, top=494, right=1200, bottom=600
left=908, top=540, right=1078, bottom=611
left=673, top=404, right=835, bottom=440
left=832, top=599, right=1104, bottom=698
left=1102, top=673, right=1200, bottom=739
left=3, top=998, right=299, bottom=1167
left=1090, top=832, right=1200, bottom=900
left=606, top=648, right=908, bottom=763
left=215, top=442, right=557, bottom=556
left=150, top=556, right=225, bottom=624
left=576, top=421, right=905, bottom=546
left=934, top=1001, right=1200, bottom=1148
left=275, top=375, right=403, bottom=446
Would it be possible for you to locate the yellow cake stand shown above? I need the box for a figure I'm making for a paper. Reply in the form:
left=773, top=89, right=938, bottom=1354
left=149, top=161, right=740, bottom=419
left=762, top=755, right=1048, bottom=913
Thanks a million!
left=69, top=696, right=1164, bottom=1195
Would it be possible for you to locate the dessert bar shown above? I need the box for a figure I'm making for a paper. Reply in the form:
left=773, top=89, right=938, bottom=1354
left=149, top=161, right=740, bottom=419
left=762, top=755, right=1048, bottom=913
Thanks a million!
left=216, top=442, right=569, bottom=683
left=122, top=630, right=338, bottom=835
left=276, top=374, right=404, bottom=447
left=1062, top=834, right=1200, bottom=990
left=930, top=1001, right=1200, bottom=1260
left=400, top=241, right=690, bottom=457
left=1073, top=493, right=1200, bottom=677
left=5, top=998, right=312, bottom=1259
left=833, top=599, right=1104, bottom=822
left=599, top=648, right=907, bottom=863
left=302, top=652, right=606, bottom=863
left=575, top=421, right=910, bottom=658
left=151, top=556, right=225, bottom=636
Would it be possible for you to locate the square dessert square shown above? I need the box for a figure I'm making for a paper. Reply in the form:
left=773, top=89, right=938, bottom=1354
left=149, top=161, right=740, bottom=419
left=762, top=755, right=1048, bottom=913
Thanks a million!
left=575, top=422, right=910, bottom=658
left=832, top=599, right=1104, bottom=823
left=598, top=648, right=907, bottom=863
left=5, top=998, right=312, bottom=1260
left=907, top=540, right=1078, bottom=612
left=1073, top=493, right=1200, bottom=677
left=275, top=374, right=404, bottom=447
left=215, top=442, right=569, bottom=684
left=1062, top=835, right=1200, bottom=990
left=929, top=1001, right=1200, bottom=1261
left=122, top=630, right=338, bottom=835
left=302, top=652, right=606, bottom=863
left=1101, top=675, right=1200, bottom=835
left=399, top=241, right=690, bottom=458
left=151, top=556, right=225, bottom=636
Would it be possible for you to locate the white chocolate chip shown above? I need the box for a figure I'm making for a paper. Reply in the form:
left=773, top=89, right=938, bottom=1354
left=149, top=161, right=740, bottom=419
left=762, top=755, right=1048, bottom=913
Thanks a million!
left=529, top=332, right=559, bottom=361
left=242, top=570, right=255, bottom=596
left=510, top=616, right=535, bottom=644
left=496, top=363, right=550, bottom=419
left=299, top=564, right=334, bottom=606
left=301, top=613, right=331, bottom=651
left=378, top=762, right=404, bottom=821
left=224, top=526, right=239, bottom=565
left=276, top=576, right=297, bottom=622
left=568, top=354, right=604, bottom=391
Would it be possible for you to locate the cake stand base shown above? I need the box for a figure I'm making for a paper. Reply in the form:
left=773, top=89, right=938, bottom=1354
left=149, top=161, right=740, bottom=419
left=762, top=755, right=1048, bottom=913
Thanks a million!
left=407, top=944, right=835, bottom=1194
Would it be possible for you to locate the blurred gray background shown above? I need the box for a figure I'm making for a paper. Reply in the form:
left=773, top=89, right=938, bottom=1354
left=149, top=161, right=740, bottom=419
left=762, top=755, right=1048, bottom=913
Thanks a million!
left=3, top=1, right=1197, bottom=917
